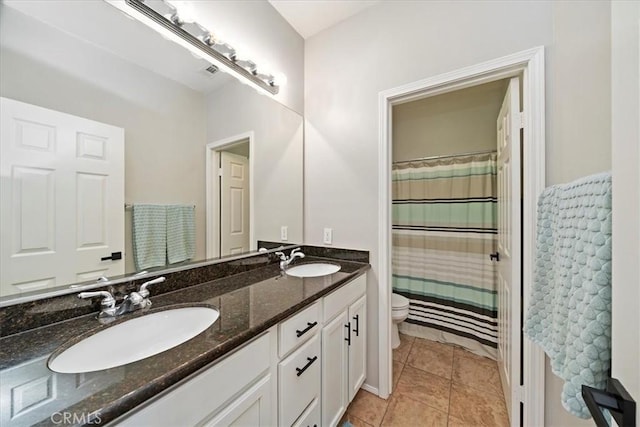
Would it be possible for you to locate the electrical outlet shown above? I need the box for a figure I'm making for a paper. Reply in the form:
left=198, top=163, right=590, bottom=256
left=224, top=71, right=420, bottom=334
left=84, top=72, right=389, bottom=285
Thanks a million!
left=280, top=226, right=288, bottom=241
left=323, top=228, right=332, bottom=245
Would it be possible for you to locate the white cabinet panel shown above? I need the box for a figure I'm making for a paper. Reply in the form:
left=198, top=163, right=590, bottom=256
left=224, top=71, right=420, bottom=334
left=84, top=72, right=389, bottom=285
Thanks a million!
left=323, top=275, right=366, bottom=322
left=279, top=335, right=321, bottom=427
left=321, top=311, right=349, bottom=427
left=292, top=398, right=320, bottom=427
left=278, top=301, right=321, bottom=358
left=202, top=375, right=271, bottom=427
left=348, top=295, right=367, bottom=402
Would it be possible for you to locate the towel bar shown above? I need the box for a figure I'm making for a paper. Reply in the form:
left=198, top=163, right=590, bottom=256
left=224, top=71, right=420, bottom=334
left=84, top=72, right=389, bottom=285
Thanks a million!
left=124, top=203, right=195, bottom=210
left=582, top=378, right=636, bottom=427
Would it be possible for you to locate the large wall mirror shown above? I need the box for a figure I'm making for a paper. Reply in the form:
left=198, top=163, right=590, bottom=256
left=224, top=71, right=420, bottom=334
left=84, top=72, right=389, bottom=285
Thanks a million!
left=0, top=1, right=303, bottom=302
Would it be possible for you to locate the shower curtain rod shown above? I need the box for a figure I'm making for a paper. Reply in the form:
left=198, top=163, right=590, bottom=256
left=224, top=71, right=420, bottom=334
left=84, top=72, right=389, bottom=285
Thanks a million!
left=392, top=149, right=497, bottom=165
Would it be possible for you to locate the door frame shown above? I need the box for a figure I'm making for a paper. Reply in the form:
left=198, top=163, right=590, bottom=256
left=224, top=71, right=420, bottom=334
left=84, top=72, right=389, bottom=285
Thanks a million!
left=205, top=131, right=255, bottom=258
left=377, top=46, right=546, bottom=426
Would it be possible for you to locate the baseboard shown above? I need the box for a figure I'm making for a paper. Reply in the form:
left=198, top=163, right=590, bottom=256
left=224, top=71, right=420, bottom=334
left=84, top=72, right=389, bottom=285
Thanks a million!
left=360, top=383, right=380, bottom=397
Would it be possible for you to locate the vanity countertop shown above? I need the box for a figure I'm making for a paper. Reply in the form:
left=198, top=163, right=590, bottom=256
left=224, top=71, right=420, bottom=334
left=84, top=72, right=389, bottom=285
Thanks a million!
left=0, top=256, right=369, bottom=426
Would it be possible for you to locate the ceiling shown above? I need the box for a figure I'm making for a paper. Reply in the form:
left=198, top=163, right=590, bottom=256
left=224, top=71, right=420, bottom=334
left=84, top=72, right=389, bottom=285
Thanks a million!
left=268, top=0, right=380, bottom=39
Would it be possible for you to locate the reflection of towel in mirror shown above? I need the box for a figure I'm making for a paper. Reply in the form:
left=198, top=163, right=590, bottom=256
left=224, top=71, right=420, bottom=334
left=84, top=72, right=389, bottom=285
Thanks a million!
left=132, top=204, right=167, bottom=271
left=167, top=205, right=195, bottom=265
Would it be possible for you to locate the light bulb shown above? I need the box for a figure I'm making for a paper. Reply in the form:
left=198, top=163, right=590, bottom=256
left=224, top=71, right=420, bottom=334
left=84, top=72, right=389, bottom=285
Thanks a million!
left=168, top=1, right=197, bottom=23
left=272, top=72, right=287, bottom=87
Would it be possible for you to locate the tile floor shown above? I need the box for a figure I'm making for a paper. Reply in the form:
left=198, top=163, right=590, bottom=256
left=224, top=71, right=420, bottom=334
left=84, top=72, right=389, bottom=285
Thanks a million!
left=341, top=334, right=509, bottom=427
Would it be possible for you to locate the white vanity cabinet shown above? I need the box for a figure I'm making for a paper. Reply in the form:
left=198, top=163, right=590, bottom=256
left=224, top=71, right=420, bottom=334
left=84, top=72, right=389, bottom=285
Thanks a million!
left=116, top=331, right=275, bottom=427
left=114, top=272, right=367, bottom=427
left=321, top=275, right=367, bottom=427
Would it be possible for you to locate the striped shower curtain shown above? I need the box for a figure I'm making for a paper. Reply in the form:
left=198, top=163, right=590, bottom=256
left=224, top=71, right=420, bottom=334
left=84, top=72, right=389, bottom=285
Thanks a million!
left=392, top=152, right=498, bottom=359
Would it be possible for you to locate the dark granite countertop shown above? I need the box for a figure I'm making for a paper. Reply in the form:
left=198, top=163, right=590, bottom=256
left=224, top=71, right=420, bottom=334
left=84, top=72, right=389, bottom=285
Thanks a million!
left=0, top=255, right=369, bottom=426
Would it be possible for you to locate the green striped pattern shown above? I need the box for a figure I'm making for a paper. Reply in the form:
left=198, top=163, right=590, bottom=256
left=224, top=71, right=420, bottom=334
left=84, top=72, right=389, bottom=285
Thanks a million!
left=392, top=152, right=498, bottom=348
left=393, top=274, right=496, bottom=311
left=393, top=202, right=496, bottom=229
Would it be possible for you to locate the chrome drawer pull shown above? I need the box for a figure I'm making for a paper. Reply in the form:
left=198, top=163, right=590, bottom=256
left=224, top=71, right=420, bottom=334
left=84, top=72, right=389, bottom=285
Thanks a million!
left=295, top=356, right=318, bottom=377
left=296, top=321, right=318, bottom=338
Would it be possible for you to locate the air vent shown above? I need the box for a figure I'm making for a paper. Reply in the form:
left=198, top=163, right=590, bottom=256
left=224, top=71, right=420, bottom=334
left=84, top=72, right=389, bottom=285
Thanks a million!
left=204, top=64, right=219, bottom=75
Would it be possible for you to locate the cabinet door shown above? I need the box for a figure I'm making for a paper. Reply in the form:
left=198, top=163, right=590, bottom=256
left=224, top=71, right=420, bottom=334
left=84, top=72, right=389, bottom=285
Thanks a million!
left=202, top=375, right=271, bottom=427
left=321, top=311, right=349, bottom=427
left=348, top=295, right=367, bottom=402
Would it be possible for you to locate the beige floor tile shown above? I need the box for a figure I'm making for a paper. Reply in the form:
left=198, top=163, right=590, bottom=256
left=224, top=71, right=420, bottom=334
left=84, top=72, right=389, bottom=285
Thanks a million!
left=345, top=413, right=375, bottom=427
left=392, top=360, right=404, bottom=392
left=449, top=383, right=509, bottom=427
left=406, top=338, right=454, bottom=379
left=392, top=333, right=415, bottom=363
left=452, top=347, right=503, bottom=397
left=395, top=365, right=451, bottom=413
left=381, top=395, right=448, bottom=427
left=447, top=414, right=482, bottom=427
left=348, top=389, right=390, bottom=427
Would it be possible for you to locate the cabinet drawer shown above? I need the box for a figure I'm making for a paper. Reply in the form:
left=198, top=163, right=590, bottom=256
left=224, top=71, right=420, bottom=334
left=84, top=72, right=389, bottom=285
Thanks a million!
left=279, top=334, right=321, bottom=427
left=292, top=398, right=320, bottom=427
left=279, top=301, right=321, bottom=357
left=117, top=332, right=271, bottom=426
left=323, top=274, right=366, bottom=322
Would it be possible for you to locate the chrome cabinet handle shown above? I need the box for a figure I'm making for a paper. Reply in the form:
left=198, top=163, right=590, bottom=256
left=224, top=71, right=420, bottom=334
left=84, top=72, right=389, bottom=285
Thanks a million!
left=295, top=356, right=318, bottom=377
left=296, top=321, right=318, bottom=338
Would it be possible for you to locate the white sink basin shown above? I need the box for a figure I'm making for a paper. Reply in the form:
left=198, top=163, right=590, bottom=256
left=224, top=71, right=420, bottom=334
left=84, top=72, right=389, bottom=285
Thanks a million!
left=48, top=306, right=219, bottom=374
left=286, top=263, right=341, bottom=278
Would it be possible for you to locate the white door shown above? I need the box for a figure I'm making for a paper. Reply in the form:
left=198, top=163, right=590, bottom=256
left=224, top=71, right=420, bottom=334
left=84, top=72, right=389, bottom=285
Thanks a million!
left=348, top=295, right=366, bottom=402
left=611, top=2, right=639, bottom=423
left=496, top=77, right=522, bottom=424
left=322, top=311, right=349, bottom=427
left=220, top=151, right=249, bottom=256
left=0, top=97, right=124, bottom=297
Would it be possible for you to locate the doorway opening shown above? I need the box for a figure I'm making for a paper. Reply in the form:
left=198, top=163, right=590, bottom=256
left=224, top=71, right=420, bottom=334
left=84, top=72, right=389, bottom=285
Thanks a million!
left=378, top=47, right=545, bottom=427
left=206, top=132, right=254, bottom=258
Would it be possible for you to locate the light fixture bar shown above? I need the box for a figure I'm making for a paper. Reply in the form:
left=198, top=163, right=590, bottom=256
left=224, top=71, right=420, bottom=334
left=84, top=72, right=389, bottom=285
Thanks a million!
left=124, top=0, right=279, bottom=95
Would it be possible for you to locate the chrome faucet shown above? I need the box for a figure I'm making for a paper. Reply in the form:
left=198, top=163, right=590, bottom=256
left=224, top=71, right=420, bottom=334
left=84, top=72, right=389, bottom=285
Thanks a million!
left=78, top=276, right=166, bottom=319
left=275, top=248, right=305, bottom=271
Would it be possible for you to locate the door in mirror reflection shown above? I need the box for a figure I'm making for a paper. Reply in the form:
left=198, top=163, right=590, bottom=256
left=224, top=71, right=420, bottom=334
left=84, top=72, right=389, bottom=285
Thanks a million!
left=220, top=150, right=250, bottom=255
left=0, top=98, right=125, bottom=297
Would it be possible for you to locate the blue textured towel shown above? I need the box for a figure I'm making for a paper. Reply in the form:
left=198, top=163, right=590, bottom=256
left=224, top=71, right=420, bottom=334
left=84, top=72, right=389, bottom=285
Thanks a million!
left=132, top=204, right=167, bottom=271
left=167, top=205, right=195, bottom=265
left=524, top=172, right=612, bottom=418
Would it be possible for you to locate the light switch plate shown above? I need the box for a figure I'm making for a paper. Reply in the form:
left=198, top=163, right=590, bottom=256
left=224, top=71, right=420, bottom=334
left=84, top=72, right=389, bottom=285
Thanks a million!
left=280, top=226, right=288, bottom=241
left=323, top=228, right=332, bottom=244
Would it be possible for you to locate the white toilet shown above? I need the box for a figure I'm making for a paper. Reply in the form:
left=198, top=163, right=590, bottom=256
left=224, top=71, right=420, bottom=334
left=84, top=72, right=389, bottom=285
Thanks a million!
left=391, top=293, right=410, bottom=349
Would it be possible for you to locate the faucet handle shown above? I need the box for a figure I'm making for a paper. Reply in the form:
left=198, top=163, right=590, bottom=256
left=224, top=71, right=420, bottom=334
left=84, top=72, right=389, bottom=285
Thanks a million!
left=138, top=276, right=166, bottom=298
left=290, top=248, right=303, bottom=257
left=78, top=291, right=116, bottom=309
left=275, top=251, right=287, bottom=261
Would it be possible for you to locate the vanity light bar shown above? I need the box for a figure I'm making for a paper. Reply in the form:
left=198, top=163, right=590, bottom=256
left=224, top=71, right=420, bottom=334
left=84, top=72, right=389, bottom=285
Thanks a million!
left=123, top=0, right=279, bottom=95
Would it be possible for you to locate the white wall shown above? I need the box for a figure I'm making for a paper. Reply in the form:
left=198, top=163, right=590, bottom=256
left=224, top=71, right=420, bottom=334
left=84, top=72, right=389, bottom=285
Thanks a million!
left=392, top=80, right=507, bottom=161
left=611, top=0, right=640, bottom=422
left=188, top=0, right=305, bottom=114
left=304, top=1, right=611, bottom=424
left=206, top=80, right=304, bottom=246
left=545, top=3, right=611, bottom=425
